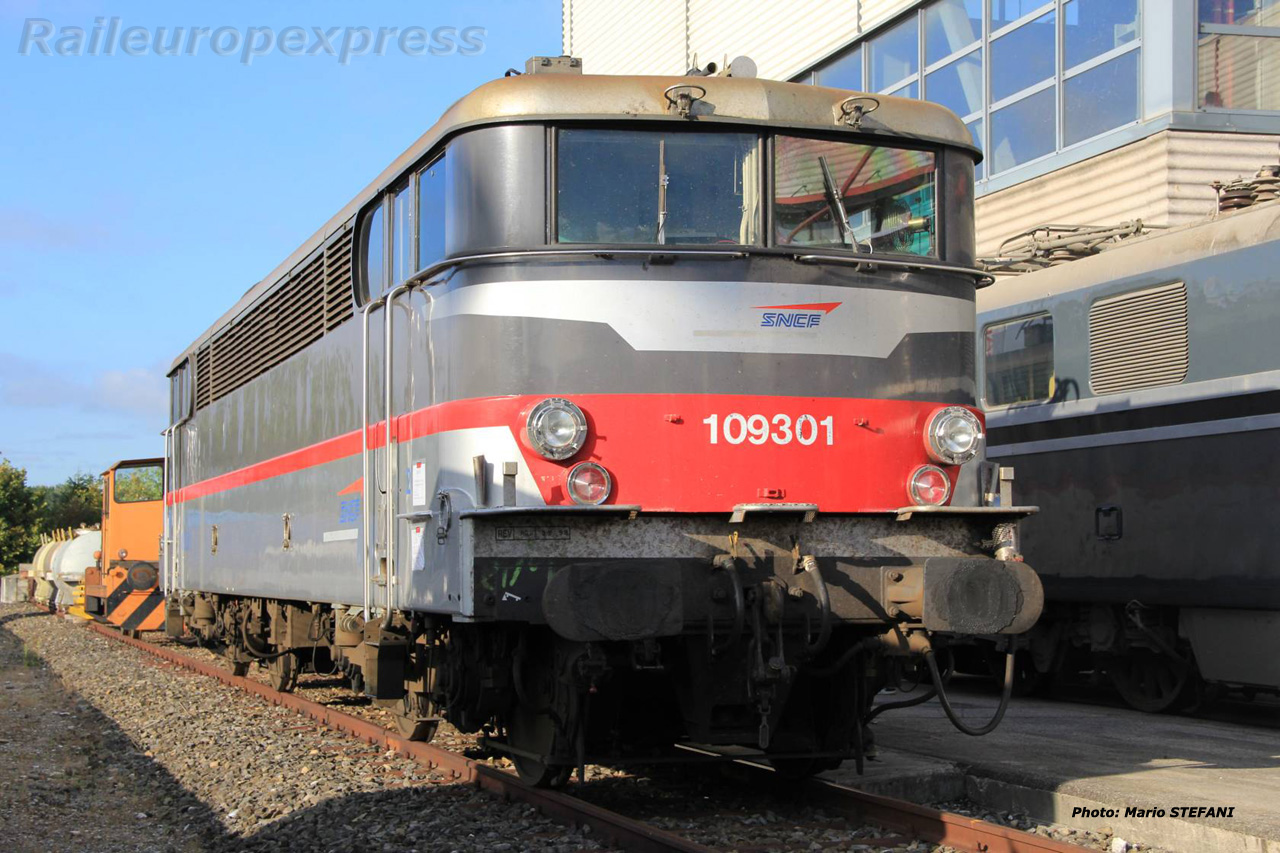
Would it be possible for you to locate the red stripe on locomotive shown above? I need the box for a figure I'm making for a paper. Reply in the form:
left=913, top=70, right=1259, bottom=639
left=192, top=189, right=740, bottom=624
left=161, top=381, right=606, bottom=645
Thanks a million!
left=169, top=394, right=973, bottom=512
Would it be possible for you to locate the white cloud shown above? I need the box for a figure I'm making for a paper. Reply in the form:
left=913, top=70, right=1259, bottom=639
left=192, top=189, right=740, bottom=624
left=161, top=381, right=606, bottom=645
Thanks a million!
left=0, top=353, right=165, bottom=421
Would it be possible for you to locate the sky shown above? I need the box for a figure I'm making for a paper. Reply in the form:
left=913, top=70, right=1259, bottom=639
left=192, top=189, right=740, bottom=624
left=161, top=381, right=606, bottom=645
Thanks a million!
left=0, top=0, right=563, bottom=485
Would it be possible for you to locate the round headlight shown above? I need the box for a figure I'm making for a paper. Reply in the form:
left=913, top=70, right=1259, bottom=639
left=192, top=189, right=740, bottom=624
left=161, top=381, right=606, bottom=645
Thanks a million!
left=567, top=462, right=612, bottom=505
left=925, top=406, right=983, bottom=466
left=909, top=465, right=951, bottom=506
left=118, top=548, right=128, bottom=560
left=526, top=398, right=588, bottom=460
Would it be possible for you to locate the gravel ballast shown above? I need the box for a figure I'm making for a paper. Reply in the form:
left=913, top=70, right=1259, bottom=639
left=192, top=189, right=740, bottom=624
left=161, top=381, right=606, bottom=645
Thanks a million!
left=0, top=604, right=606, bottom=853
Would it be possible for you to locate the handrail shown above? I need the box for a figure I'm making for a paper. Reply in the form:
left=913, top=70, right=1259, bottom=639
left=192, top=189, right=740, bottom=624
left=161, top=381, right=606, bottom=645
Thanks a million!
left=161, top=426, right=171, bottom=595
left=382, top=280, right=420, bottom=623
left=792, top=253, right=994, bottom=286
left=358, top=245, right=990, bottom=303
left=360, top=295, right=386, bottom=621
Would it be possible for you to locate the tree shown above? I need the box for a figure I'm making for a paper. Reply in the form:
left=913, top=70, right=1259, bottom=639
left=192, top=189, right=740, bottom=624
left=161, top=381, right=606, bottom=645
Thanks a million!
left=35, top=471, right=103, bottom=533
left=0, top=457, right=39, bottom=574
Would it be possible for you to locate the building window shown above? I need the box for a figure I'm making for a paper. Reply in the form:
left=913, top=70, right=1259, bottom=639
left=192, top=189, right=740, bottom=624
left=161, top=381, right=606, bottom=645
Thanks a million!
left=991, top=9, right=1055, bottom=103
left=869, top=17, right=919, bottom=92
left=926, top=50, right=984, bottom=119
left=983, top=313, right=1055, bottom=406
left=792, top=0, right=1144, bottom=184
left=926, top=0, right=982, bottom=65
left=1064, top=49, right=1140, bottom=146
left=991, top=86, right=1056, bottom=173
left=816, top=46, right=862, bottom=90
left=1198, top=1, right=1280, bottom=110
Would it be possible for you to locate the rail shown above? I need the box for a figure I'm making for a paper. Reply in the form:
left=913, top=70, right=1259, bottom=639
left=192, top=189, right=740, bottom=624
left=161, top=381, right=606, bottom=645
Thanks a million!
left=83, top=620, right=1091, bottom=853
left=86, top=621, right=707, bottom=853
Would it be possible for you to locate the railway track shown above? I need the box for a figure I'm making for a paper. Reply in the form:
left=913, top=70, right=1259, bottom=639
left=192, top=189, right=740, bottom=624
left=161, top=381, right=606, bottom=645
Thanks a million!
left=80, top=617, right=1092, bottom=853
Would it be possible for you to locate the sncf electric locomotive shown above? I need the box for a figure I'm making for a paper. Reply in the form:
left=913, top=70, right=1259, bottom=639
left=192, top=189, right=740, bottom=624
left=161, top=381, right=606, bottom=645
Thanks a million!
left=162, top=57, right=1043, bottom=786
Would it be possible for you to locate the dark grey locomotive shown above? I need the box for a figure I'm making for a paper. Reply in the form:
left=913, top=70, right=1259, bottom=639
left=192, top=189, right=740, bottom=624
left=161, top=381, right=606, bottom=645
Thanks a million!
left=979, top=196, right=1280, bottom=711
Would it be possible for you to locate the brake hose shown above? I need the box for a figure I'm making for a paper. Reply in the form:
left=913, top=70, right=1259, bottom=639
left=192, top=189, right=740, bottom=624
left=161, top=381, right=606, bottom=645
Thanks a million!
left=925, top=647, right=1014, bottom=737
left=863, top=650, right=952, bottom=722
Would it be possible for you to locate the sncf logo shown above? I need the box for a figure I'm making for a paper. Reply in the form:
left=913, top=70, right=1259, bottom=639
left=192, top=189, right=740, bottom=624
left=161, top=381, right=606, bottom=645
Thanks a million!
left=754, top=302, right=842, bottom=329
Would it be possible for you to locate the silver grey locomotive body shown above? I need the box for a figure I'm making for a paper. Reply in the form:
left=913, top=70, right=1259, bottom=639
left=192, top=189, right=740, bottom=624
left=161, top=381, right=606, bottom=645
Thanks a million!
left=163, top=66, right=1042, bottom=782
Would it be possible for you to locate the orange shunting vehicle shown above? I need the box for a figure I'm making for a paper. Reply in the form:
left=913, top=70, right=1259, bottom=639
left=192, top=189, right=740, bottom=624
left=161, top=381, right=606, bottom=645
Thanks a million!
left=84, top=458, right=165, bottom=632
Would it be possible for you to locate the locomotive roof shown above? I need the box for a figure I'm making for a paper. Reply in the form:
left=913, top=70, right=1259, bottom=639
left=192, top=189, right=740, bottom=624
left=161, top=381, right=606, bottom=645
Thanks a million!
left=977, top=200, right=1280, bottom=316
left=174, top=72, right=975, bottom=368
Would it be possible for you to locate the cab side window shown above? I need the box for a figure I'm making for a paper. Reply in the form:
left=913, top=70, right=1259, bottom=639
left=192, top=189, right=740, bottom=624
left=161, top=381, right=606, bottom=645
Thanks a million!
left=362, top=203, right=386, bottom=299
left=418, top=154, right=447, bottom=271
left=983, top=313, right=1055, bottom=406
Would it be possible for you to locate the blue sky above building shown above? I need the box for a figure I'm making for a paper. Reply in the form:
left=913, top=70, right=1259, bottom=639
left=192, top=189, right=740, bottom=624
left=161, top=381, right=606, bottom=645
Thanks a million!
left=0, top=0, right=561, bottom=484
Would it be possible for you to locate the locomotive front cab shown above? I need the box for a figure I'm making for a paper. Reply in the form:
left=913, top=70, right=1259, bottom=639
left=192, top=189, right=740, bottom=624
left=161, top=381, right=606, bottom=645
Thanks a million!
left=343, top=72, right=1043, bottom=784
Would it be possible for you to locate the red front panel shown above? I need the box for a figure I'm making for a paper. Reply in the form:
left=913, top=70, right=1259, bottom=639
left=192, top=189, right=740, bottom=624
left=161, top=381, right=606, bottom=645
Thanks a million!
left=401, top=393, right=970, bottom=512
left=169, top=393, right=975, bottom=512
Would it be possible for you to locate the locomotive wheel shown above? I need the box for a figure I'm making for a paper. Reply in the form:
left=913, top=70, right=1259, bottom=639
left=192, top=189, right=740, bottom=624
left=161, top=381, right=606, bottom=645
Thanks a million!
left=268, top=651, right=299, bottom=693
left=1107, top=650, right=1192, bottom=713
left=389, top=692, right=440, bottom=742
left=393, top=713, right=440, bottom=742
left=507, top=705, right=572, bottom=788
left=224, top=651, right=249, bottom=678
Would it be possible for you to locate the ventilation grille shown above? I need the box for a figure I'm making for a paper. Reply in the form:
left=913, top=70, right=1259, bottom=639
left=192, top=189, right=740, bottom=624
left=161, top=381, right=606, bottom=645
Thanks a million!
left=324, top=232, right=353, bottom=330
left=195, top=345, right=212, bottom=409
left=1089, top=281, right=1188, bottom=396
left=195, top=228, right=354, bottom=409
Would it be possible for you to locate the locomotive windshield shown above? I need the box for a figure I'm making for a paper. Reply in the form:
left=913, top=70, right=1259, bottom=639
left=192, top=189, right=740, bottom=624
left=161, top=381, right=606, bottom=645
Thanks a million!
left=774, top=136, right=936, bottom=257
left=555, top=127, right=937, bottom=257
left=557, top=128, right=761, bottom=245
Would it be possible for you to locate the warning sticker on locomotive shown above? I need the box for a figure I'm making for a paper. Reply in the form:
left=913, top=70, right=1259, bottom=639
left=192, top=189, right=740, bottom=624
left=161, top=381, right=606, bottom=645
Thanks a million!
left=411, top=461, right=427, bottom=507
left=411, top=524, right=426, bottom=572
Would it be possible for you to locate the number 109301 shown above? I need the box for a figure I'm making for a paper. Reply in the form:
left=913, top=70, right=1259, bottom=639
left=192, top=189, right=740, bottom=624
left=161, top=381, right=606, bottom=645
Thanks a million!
left=701, top=413, right=835, bottom=446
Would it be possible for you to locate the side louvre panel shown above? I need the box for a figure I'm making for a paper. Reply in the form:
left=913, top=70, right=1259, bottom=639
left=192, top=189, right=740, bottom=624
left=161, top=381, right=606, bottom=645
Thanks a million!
left=1089, top=281, right=1189, bottom=396
left=195, top=226, right=356, bottom=410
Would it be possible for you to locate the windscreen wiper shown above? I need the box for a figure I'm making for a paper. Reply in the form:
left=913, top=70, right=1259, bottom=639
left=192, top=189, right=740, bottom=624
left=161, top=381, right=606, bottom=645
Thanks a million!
left=818, top=155, right=870, bottom=253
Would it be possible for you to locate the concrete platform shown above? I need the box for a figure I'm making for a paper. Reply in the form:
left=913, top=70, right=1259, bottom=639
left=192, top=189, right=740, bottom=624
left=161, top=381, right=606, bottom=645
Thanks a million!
left=823, top=685, right=1280, bottom=852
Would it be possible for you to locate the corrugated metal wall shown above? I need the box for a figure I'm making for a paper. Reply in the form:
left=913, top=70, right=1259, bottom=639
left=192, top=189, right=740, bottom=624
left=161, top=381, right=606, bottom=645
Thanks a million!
left=563, top=0, right=917, bottom=80
left=564, top=0, right=688, bottom=77
left=974, top=130, right=1280, bottom=257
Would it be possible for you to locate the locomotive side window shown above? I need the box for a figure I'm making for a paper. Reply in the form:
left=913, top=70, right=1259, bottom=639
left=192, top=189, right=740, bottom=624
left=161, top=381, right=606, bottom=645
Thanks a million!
left=418, top=154, right=447, bottom=271
left=392, top=183, right=414, bottom=285
left=114, top=463, right=163, bottom=503
left=983, top=313, right=1055, bottom=406
left=362, top=202, right=386, bottom=299
left=168, top=360, right=191, bottom=425
left=556, top=129, right=760, bottom=245
left=773, top=136, right=936, bottom=257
